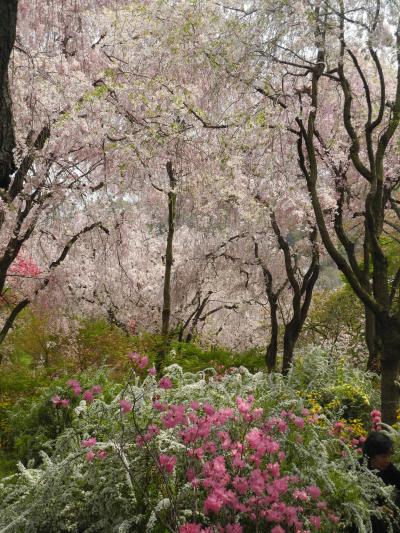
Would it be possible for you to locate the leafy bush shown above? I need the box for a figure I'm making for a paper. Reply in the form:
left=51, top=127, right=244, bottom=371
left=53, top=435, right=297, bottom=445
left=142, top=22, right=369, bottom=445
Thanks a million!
left=0, top=352, right=395, bottom=533
left=301, top=288, right=366, bottom=365
left=0, top=369, right=122, bottom=469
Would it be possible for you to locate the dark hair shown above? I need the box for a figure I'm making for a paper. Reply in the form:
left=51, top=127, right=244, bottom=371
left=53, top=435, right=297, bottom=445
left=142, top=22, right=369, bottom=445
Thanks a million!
left=363, top=431, right=393, bottom=458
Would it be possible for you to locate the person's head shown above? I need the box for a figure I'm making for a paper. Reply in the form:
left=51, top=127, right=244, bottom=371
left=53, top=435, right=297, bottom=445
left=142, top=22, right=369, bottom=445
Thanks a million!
left=363, top=431, right=394, bottom=471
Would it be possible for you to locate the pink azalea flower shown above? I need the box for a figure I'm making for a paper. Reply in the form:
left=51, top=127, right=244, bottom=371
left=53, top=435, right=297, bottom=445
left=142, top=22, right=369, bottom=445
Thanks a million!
left=153, top=400, right=168, bottom=412
left=186, top=467, right=196, bottom=481
left=128, top=352, right=140, bottom=363
left=83, top=390, right=94, bottom=403
left=67, top=380, right=82, bottom=395
left=204, top=492, right=224, bottom=513
left=179, top=525, right=203, bottom=533
left=293, top=489, right=309, bottom=501
left=232, top=476, right=249, bottom=495
left=81, top=437, right=97, bottom=447
left=294, top=417, right=305, bottom=428
left=307, top=485, right=321, bottom=499
left=309, top=516, right=321, bottom=529
left=97, top=450, right=108, bottom=460
left=268, top=462, right=280, bottom=478
left=137, top=355, right=149, bottom=369
left=148, top=367, right=157, bottom=376
left=119, top=399, right=133, bottom=414
left=251, top=407, right=264, bottom=420
left=328, top=513, right=340, bottom=524
left=60, top=399, right=70, bottom=408
left=249, top=468, right=265, bottom=495
left=271, top=527, right=285, bottom=533
left=265, top=508, right=284, bottom=522
left=226, top=525, right=243, bottom=533
left=85, top=450, right=96, bottom=462
left=236, top=396, right=252, bottom=415
left=159, top=454, right=177, bottom=473
left=203, top=403, right=215, bottom=416
left=159, top=376, right=173, bottom=389
left=333, top=421, right=344, bottom=433
left=245, top=428, right=263, bottom=449
left=91, top=385, right=102, bottom=395
left=162, top=404, right=186, bottom=428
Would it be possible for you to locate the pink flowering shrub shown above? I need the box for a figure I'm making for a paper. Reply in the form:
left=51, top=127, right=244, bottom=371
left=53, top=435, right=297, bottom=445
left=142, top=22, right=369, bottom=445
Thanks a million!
left=141, top=394, right=340, bottom=531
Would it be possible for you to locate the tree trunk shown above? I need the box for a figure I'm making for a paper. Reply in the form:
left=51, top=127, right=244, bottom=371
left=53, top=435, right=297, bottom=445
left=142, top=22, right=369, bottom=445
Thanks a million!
left=266, top=300, right=278, bottom=371
left=365, top=305, right=381, bottom=373
left=379, top=318, right=400, bottom=425
left=0, top=0, right=17, bottom=190
left=282, top=325, right=297, bottom=375
left=156, top=161, right=176, bottom=372
left=381, top=358, right=399, bottom=426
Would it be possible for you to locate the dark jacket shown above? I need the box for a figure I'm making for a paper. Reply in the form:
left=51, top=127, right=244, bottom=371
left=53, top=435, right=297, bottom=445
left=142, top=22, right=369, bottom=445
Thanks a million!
left=376, top=463, right=400, bottom=504
left=370, top=462, right=400, bottom=532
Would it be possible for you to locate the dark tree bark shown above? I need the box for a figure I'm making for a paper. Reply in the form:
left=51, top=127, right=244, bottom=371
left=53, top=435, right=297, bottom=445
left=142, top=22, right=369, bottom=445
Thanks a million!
left=365, top=305, right=381, bottom=372
left=254, top=240, right=281, bottom=371
left=0, top=0, right=18, bottom=190
left=156, top=161, right=177, bottom=371
left=161, top=161, right=176, bottom=338
left=266, top=297, right=279, bottom=371
left=254, top=220, right=319, bottom=374
left=270, top=216, right=320, bottom=375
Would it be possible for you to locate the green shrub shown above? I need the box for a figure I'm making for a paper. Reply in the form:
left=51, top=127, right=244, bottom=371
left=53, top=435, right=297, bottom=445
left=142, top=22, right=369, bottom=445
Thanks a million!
left=0, top=359, right=394, bottom=532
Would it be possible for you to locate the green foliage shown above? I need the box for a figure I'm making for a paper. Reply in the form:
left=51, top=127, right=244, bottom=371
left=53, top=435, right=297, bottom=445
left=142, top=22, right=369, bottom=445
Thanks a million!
left=0, top=364, right=123, bottom=475
left=75, top=317, right=133, bottom=371
left=165, top=341, right=264, bottom=373
left=288, top=346, right=379, bottom=420
left=302, top=287, right=366, bottom=364
left=3, top=306, right=70, bottom=370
